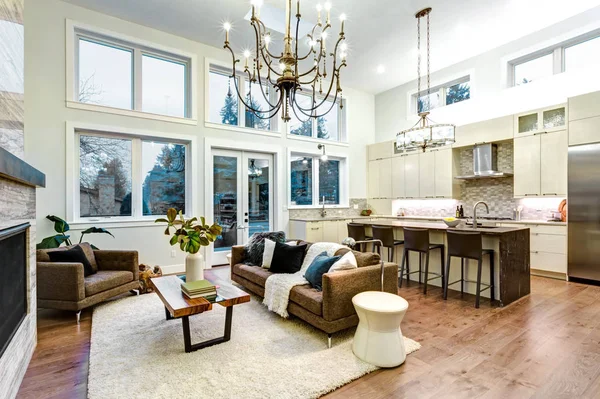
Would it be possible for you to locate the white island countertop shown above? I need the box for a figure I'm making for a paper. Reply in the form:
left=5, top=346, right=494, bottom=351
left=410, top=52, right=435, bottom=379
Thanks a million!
left=289, top=215, right=566, bottom=226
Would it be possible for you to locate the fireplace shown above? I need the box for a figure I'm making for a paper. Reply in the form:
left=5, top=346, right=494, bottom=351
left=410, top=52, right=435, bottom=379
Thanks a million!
left=0, top=223, right=29, bottom=359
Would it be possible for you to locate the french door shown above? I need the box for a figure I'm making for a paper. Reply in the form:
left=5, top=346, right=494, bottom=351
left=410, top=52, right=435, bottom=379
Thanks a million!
left=211, top=150, right=274, bottom=266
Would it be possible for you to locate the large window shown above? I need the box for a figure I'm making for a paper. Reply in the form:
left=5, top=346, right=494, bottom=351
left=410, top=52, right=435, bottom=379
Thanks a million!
left=72, top=25, right=193, bottom=119
left=289, top=94, right=342, bottom=141
left=414, top=76, right=470, bottom=113
left=290, top=153, right=345, bottom=207
left=77, top=131, right=189, bottom=220
left=509, top=30, right=600, bottom=86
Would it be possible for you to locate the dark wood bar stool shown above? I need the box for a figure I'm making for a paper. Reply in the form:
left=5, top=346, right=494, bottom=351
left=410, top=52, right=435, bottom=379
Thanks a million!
left=399, top=227, right=445, bottom=295
left=347, top=223, right=372, bottom=252
left=371, top=225, right=404, bottom=262
left=443, top=231, right=495, bottom=308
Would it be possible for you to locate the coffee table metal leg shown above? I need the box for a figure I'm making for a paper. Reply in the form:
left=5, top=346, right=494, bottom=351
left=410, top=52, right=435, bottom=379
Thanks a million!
left=181, top=306, right=234, bottom=353
left=165, top=307, right=174, bottom=320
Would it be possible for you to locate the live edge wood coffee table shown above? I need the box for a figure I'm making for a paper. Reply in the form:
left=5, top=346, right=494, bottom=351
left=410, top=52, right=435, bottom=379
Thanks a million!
left=150, top=274, right=250, bottom=353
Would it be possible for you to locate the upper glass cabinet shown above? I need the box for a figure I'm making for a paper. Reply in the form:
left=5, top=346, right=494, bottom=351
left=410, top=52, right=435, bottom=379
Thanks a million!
left=515, top=105, right=567, bottom=136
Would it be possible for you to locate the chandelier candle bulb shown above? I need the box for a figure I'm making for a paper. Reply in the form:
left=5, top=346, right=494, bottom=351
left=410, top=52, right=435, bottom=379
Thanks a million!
left=325, top=2, right=331, bottom=24
left=317, top=3, right=322, bottom=24
left=340, top=13, right=346, bottom=34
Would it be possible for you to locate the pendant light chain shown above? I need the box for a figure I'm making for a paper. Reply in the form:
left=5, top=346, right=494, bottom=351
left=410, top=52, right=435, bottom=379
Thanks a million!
left=417, top=14, right=421, bottom=106
left=427, top=11, right=431, bottom=100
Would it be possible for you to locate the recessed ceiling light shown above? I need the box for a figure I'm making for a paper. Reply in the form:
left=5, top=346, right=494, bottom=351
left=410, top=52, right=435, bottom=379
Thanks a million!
left=376, top=65, right=385, bottom=74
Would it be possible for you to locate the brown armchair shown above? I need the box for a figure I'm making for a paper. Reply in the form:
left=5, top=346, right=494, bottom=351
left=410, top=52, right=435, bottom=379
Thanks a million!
left=37, top=245, right=140, bottom=322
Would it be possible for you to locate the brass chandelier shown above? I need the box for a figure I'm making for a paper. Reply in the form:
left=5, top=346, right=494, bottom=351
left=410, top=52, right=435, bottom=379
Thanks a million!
left=222, top=0, right=347, bottom=122
left=397, top=7, right=455, bottom=152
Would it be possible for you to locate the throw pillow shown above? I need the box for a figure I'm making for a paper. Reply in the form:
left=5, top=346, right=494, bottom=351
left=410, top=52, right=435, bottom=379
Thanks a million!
left=263, top=239, right=296, bottom=269
left=334, top=248, right=381, bottom=267
left=304, top=252, right=342, bottom=291
left=269, top=241, right=308, bottom=274
left=244, top=231, right=286, bottom=266
left=48, top=245, right=95, bottom=277
left=329, top=250, right=358, bottom=272
left=300, top=242, right=344, bottom=271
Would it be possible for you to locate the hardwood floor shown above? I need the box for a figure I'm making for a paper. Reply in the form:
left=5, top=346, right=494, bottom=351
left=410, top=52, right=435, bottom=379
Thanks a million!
left=17, top=273, right=600, bottom=399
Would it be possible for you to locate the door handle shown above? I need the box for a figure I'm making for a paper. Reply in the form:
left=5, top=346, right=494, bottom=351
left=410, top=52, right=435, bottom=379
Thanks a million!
left=237, top=225, right=247, bottom=230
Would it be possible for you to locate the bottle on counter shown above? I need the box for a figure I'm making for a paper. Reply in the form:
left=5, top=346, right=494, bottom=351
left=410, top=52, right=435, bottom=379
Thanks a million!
left=459, top=205, right=464, bottom=218
left=456, top=206, right=460, bottom=218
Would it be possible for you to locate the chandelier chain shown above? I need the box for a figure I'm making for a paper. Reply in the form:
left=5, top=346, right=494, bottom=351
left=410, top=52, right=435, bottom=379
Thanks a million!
left=427, top=11, right=430, bottom=99
left=417, top=14, right=421, bottom=105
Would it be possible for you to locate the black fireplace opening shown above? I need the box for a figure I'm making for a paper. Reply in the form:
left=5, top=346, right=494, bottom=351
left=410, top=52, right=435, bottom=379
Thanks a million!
left=0, top=223, right=29, bottom=358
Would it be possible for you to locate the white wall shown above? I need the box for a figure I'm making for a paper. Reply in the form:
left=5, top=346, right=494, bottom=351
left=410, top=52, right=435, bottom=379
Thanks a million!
left=24, top=0, right=375, bottom=269
left=375, top=6, right=600, bottom=143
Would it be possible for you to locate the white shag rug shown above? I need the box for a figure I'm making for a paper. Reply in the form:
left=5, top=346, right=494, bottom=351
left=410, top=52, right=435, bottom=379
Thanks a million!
left=88, top=293, right=420, bottom=399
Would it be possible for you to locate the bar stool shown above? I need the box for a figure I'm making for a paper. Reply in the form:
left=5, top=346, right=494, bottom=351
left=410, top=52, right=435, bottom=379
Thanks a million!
left=443, top=231, right=494, bottom=308
left=347, top=223, right=372, bottom=252
left=371, top=225, right=404, bottom=262
left=399, top=227, right=445, bottom=295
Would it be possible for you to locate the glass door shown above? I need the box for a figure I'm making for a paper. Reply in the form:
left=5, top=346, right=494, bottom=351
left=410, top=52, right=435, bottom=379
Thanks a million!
left=211, top=150, right=273, bottom=266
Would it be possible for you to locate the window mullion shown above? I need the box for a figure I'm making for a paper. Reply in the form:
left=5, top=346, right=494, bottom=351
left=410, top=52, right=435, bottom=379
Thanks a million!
left=553, top=47, right=563, bottom=74
left=131, top=138, right=143, bottom=218
left=238, top=76, right=246, bottom=128
left=314, top=158, right=320, bottom=206
left=134, top=48, right=143, bottom=111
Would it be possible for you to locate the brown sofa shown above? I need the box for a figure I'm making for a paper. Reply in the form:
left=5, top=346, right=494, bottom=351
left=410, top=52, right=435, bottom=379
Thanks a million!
left=37, top=244, right=140, bottom=321
left=230, top=244, right=398, bottom=344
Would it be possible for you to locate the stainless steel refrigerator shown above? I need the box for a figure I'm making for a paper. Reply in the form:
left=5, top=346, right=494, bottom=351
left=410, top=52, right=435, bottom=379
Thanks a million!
left=568, top=143, right=600, bottom=282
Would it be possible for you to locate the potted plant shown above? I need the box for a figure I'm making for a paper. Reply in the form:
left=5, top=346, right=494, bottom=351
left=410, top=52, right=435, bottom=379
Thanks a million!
left=37, top=215, right=113, bottom=249
left=155, top=209, right=222, bottom=282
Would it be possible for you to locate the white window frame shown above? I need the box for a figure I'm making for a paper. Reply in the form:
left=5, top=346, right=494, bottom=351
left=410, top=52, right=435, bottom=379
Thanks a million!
left=65, top=121, right=197, bottom=226
left=287, top=149, right=349, bottom=209
left=508, top=28, right=600, bottom=87
left=411, top=75, right=471, bottom=114
left=66, top=20, right=198, bottom=125
left=286, top=92, right=347, bottom=144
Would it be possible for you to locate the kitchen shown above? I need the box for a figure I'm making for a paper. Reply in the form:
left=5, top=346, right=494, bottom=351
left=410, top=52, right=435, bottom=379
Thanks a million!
left=291, top=90, right=600, bottom=302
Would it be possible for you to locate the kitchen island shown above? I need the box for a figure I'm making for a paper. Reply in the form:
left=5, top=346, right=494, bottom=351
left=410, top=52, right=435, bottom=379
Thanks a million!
left=349, top=220, right=531, bottom=307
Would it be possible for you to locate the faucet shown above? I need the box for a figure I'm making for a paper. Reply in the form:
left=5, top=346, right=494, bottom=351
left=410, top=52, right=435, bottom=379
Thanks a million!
left=320, top=196, right=327, bottom=218
left=472, top=201, right=489, bottom=229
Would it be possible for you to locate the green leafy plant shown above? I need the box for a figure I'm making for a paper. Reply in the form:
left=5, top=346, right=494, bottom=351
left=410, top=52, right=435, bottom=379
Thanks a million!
left=155, top=208, right=222, bottom=254
left=36, top=215, right=114, bottom=250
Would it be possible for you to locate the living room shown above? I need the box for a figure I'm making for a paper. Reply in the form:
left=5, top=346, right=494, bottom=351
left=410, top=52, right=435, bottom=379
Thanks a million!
left=3, top=0, right=600, bottom=398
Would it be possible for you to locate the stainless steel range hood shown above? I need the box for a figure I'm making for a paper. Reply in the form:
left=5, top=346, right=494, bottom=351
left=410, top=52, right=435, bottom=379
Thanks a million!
left=455, top=143, right=513, bottom=180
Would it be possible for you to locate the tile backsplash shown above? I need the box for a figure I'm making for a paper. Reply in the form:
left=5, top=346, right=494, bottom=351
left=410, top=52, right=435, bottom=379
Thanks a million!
left=288, top=198, right=367, bottom=219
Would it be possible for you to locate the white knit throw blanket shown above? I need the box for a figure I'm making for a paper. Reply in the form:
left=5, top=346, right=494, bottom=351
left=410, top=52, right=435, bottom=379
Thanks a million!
left=263, top=242, right=344, bottom=318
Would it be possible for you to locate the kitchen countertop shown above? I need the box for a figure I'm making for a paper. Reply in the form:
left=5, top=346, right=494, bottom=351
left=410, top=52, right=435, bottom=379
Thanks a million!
left=289, top=215, right=566, bottom=226
left=347, top=219, right=528, bottom=235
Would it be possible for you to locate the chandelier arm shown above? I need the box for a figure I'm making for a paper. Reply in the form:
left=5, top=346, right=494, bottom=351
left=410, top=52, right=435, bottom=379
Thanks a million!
left=298, top=67, right=340, bottom=111
left=291, top=83, right=340, bottom=119
left=232, top=70, right=283, bottom=117
left=255, top=18, right=285, bottom=61
left=251, top=22, right=284, bottom=79
left=289, top=92, right=316, bottom=124
left=297, top=32, right=342, bottom=79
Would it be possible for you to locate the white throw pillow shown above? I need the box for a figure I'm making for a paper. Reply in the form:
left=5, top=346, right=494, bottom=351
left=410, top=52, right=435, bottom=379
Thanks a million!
left=300, top=242, right=344, bottom=271
left=262, top=239, right=297, bottom=269
left=329, top=250, right=358, bottom=272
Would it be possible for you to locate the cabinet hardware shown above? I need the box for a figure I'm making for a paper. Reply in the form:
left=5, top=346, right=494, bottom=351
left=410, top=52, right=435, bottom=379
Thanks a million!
left=425, top=196, right=434, bottom=198
left=531, top=251, right=539, bottom=254
left=310, top=228, right=320, bottom=230
left=436, top=196, right=446, bottom=198
left=543, top=193, right=558, bottom=196
left=524, top=194, right=538, bottom=196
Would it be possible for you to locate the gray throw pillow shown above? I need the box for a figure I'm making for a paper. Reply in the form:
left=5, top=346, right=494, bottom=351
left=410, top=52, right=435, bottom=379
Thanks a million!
left=244, top=231, right=286, bottom=266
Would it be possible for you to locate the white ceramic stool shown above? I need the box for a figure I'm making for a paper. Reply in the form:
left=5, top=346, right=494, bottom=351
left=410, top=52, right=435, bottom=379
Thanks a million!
left=352, top=291, right=409, bottom=367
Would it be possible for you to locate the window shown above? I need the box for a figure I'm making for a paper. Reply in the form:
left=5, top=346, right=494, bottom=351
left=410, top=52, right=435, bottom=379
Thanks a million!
left=414, top=76, right=470, bottom=113
left=289, top=94, right=343, bottom=141
left=208, top=64, right=278, bottom=132
left=77, top=131, right=189, bottom=220
left=509, top=30, right=600, bottom=86
left=72, top=25, right=193, bottom=119
left=289, top=153, right=346, bottom=207
left=513, top=53, right=553, bottom=86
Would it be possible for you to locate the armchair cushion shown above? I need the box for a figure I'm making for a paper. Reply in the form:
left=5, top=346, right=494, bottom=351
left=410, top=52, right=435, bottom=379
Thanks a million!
left=84, top=270, right=134, bottom=297
left=93, top=250, right=139, bottom=280
left=49, top=245, right=95, bottom=277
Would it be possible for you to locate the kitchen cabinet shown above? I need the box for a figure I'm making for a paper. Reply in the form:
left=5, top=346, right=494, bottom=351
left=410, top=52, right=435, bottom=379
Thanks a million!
left=454, top=115, right=513, bottom=148
left=391, top=156, right=405, bottom=199
left=368, top=141, right=393, bottom=161
left=404, top=153, right=420, bottom=198
left=568, top=116, right=600, bottom=146
left=368, top=158, right=392, bottom=199
left=419, top=151, right=436, bottom=198
left=322, top=220, right=339, bottom=242
left=434, top=148, right=454, bottom=198
left=514, top=130, right=567, bottom=197
left=514, top=105, right=567, bottom=137
left=304, top=221, right=324, bottom=242
left=569, top=91, right=600, bottom=122
left=289, top=219, right=361, bottom=243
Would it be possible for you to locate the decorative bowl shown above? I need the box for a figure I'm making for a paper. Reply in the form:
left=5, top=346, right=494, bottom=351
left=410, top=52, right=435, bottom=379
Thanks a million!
left=443, top=217, right=460, bottom=228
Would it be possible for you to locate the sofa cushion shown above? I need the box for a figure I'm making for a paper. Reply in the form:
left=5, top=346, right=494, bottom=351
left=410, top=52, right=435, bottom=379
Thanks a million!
left=38, top=242, right=99, bottom=273
left=84, top=270, right=134, bottom=297
left=244, top=231, right=286, bottom=266
left=270, top=242, right=307, bottom=274
left=289, top=285, right=323, bottom=316
left=49, top=245, right=95, bottom=277
left=233, top=264, right=273, bottom=287
left=334, top=248, right=380, bottom=267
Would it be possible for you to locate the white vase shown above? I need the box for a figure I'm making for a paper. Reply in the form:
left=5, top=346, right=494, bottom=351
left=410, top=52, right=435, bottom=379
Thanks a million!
left=185, top=252, right=204, bottom=282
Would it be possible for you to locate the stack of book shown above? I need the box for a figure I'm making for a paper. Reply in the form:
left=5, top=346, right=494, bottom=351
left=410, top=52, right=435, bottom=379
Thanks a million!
left=181, top=280, right=217, bottom=301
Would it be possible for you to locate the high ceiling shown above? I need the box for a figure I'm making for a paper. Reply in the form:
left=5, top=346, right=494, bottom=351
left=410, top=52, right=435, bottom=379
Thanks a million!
left=63, top=0, right=600, bottom=94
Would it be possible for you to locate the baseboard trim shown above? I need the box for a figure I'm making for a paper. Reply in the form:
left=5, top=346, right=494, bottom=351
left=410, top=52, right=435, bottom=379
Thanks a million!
left=531, top=269, right=567, bottom=281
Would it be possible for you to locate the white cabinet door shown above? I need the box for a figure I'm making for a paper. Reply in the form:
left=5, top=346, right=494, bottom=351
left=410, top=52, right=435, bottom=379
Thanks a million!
left=305, top=222, right=323, bottom=242
left=455, top=116, right=513, bottom=147
left=568, top=116, right=600, bottom=146
left=337, top=220, right=350, bottom=242
left=367, top=160, right=379, bottom=199
left=514, top=135, right=541, bottom=197
left=368, top=141, right=393, bottom=161
left=391, top=156, right=405, bottom=199
left=322, top=221, right=338, bottom=243
left=419, top=151, right=436, bottom=199
left=540, top=130, right=567, bottom=196
left=379, top=158, right=393, bottom=199
left=531, top=252, right=567, bottom=274
left=404, top=154, right=420, bottom=198
left=434, top=149, right=453, bottom=198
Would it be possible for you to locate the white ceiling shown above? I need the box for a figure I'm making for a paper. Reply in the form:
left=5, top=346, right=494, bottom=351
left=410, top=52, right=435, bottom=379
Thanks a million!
left=63, top=0, right=600, bottom=94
